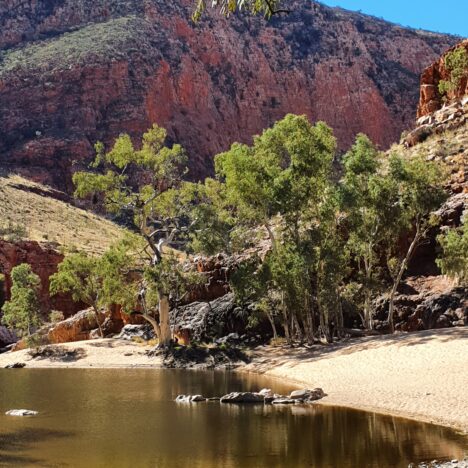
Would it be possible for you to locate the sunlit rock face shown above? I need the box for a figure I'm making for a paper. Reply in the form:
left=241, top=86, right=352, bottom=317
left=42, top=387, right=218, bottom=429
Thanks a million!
left=417, top=39, right=468, bottom=117
left=0, top=0, right=457, bottom=190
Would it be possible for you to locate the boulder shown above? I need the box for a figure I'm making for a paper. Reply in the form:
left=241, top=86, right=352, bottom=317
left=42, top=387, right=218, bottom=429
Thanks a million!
left=0, top=326, right=17, bottom=348
left=292, top=388, right=326, bottom=401
left=117, top=324, right=155, bottom=342
left=175, top=394, right=206, bottom=403
left=47, top=308, right=106, bottom=344
left=220, top=392, right=265, bottom=404
left=6, top=409, right=38, bottom=416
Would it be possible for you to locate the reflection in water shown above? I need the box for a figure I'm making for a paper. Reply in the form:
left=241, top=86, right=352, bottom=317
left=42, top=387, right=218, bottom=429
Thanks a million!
left=0, top=369, right=466, bottom=468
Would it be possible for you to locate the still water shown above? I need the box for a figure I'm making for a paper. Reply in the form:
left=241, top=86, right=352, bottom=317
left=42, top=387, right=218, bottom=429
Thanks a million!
left=0, top=369, right=466, bottom=467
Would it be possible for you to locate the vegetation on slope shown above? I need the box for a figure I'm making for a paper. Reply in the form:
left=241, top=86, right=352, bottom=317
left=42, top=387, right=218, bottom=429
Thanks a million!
left=0, top=173, right=125, bottom=254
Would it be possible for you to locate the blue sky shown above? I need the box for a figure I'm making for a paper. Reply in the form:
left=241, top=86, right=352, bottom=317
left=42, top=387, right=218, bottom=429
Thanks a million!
left=320, top=0, right=468, bottom=37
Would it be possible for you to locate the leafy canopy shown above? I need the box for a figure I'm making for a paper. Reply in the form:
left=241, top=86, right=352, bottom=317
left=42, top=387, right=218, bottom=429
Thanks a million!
left=437, top=220, right=468, bottom=285
left=1, top=263, right=42, bottom=336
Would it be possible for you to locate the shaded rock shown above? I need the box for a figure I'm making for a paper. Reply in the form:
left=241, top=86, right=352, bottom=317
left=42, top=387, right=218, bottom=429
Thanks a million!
left=117, top=324, right=155, bottom=342
left=6, top=409, right=38, bottom=416
left=220, top=392, right=265, bottom=404
left=171, top=293, right=269, bottom=344
left=374, top=286, right=467, bottom=332
left=0, top=326, right=17, bottom=348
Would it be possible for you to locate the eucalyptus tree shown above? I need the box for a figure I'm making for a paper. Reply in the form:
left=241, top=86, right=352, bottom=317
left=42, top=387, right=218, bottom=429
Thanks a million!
left=72, top=125, right=197, bottom=347
left=384, top=155, right=447, bottom=332
left=50, top=253, right=108, bottom=337
left=192, top=114, right=342, bottom=342
left=1, top=264, right=42, bottom=338
left=340, top=135, right=399, bottom=329
left=437, top=220, right=468, bottom=285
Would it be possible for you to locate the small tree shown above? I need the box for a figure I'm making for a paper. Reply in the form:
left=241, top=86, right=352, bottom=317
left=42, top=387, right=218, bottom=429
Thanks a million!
left=437, top=220, right=468, bottom=285
left=438, top=46, right=468, bottom=96
left=340, top=134, right=399, bottom=329
left=1, top=263, right=42, bottom=338
left=49, top=253, right=105, bottom=337
left=386, top=155, right=447, bottom=332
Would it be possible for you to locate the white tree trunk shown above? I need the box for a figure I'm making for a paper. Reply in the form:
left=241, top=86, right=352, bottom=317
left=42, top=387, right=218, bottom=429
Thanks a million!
left=388, top=225, right=421, bottom=333
left=158, top=294, right=172, bottom=347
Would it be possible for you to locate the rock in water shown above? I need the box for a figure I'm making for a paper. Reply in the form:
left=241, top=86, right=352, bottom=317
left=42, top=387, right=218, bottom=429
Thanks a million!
left=6, top=409, right=38, bottom=416
left=175, top=394, right=206, bottom=403
left=4, top=362, right=26, bottom=368
left=271, top=398, right=296, bottom=405
left=220, top=392, right=265, bottom=403
left=289, top=388, right=326, bottom=402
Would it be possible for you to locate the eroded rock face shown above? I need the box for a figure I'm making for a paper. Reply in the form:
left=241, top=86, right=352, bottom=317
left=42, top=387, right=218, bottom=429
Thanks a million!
left=417, top=39, right=468, bottom=118
left=47, top=308, right=106, bottom=344
left=0, top=0, right=457, bottom=190
left=0, top=240, right=82, bottom=315
left=374, top=284, right=467, bottom=332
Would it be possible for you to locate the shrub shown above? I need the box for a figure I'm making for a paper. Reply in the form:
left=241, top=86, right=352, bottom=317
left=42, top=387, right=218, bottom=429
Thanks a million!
left=438, top=47, right=468, bottom=96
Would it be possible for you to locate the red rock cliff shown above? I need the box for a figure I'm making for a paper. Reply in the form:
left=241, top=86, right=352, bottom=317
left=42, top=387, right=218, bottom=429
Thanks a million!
left=417, top=39, right=468, bottom=117
left=0, top=240, right=82, bottom=316
left=0, top=0, right=458, bottom=190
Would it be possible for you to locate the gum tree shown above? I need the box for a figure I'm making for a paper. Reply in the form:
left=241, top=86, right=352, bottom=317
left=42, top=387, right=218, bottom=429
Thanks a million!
left=72, top=125, right=196, bottom=347
left=49, top=253, right=106, bottom=337
left=192, top=114, right=342, bottom=343
left=385, top=155, right=447, bottom=332
left=1, top=263, right=42, bottom=338
left=437, top=220, right=468, bottom=285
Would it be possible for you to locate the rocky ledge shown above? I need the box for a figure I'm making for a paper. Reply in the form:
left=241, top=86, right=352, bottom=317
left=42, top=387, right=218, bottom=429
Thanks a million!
left=405, top=96, right=468, bottom=148
left=175, top=388, right=326, bottom=405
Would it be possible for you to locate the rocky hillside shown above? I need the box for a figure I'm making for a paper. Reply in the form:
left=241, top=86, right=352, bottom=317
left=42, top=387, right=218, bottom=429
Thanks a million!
left=0, top=0, right=458, bottom=190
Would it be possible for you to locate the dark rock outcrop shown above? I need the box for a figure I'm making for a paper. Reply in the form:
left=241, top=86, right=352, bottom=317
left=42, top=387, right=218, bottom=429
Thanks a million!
left=374, top=285, right=467, bottom=332
left=171, top=293, right=271, bottom=344
left=0, top=0, right=457, bottom=190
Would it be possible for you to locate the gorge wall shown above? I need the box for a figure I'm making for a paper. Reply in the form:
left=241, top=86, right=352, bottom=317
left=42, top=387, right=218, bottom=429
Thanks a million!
left=0, top=0, right=459, bottom=190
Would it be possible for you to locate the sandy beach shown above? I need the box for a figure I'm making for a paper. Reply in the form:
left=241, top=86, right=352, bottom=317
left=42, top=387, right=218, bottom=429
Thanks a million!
left=244, top=328, right=468, bottom=433
left=1, top=328, right=467, bottom=433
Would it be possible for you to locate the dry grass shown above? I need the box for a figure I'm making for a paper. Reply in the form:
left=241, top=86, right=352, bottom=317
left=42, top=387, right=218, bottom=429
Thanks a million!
left=0, top=174, right=126, bottom=254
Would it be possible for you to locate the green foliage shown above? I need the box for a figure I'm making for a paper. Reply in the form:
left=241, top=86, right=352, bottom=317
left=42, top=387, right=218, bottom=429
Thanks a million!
left=438, top=47, right=468, bottom=96
left=437, top=220, right=468, bottom=284
left=1, top=264, right=42, bottom=337
left=195, top=114, right=341, bottom=342
left=73, top=124, right=188, bottom=232
left=193, top=0, right=288, bottom=22
left=49, top=253, right=103, bottom=307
